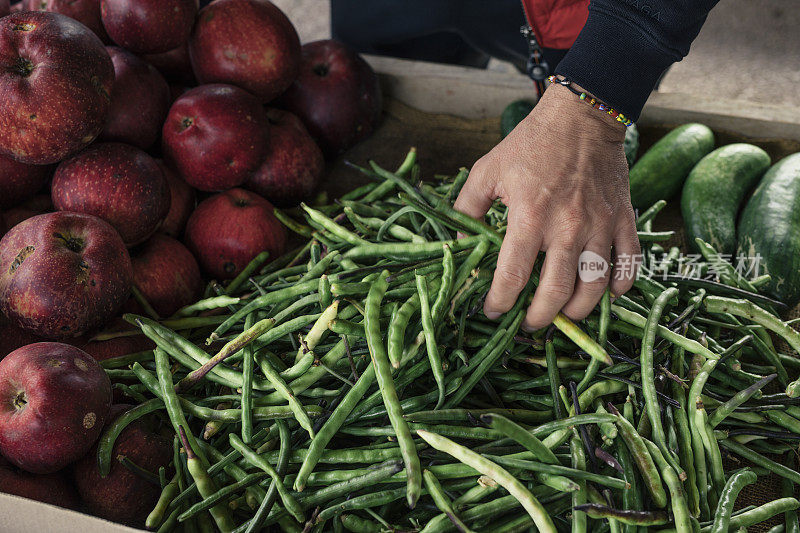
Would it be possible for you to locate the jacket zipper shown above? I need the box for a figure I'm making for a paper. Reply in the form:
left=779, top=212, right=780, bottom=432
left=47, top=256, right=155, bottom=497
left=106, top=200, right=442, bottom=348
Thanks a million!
left=520, top=0, right=549, bottom=96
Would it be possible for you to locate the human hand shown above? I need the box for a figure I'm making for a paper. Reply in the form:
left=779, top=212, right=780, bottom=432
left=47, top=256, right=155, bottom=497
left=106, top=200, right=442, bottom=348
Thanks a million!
left=454, top=83, right=640, bottom=329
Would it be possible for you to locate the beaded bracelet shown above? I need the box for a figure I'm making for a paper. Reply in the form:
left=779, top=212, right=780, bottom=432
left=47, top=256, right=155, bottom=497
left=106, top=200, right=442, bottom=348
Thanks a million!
left=547, top=75, right=634, bottom=127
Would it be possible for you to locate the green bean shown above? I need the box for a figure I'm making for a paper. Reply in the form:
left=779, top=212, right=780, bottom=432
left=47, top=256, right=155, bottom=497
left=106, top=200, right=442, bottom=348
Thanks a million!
left=405, top=407, right=548, bottom=425
left=329, top=318, right=365, bottom=337
left=354, top=210, right=426, bottom=244
left=485, top=455, right=628, bottom=490
left=704, top=297, right=800, bottom=396
left=237, top=421, right=291, bottom=533
left=718, top=438, right=800, bottom=484
left=134, top=362, right=322, bottom=423
left=375, top=206, right=418, bottom=242
left=670, top=348, right=700, bottom=519
left=226, top=250, right=271, bottom=294
left=553, top=312, right=612, bottom=365
left=708, top=375, right=776, bottom=428
left=295, top=363, right=377, bottom=491
left=97, top=397, right=164, bottom=477
left=705, top=295, right=800, bottom=348
left=611, top=408, right=667, bottom=508
left=365, top=271, right=421, bottom=508
left=544, top=333, right=565, bottom=419
left=133, top=318, right=245, bottom=390
left=610, top=304, right=718, bottom=359
left=635, top=200, right=667, bottom=229
left=417, top=429, right=557, bottom=533
left=177, top=427, right=235, bottom=532
left=637, top=230, right=674, bottom=241
left=451, top=237, right=490, bottom=299
left=339, top=514, right=382, bottom=533
left=210, top=279, right=320, bottom=337
left=430, top=243, right=454, bottom=330
left=697, top=400, right=725, bottom=507
left=616, top=438, right=643, bottom=533
left=783, top=465, right=800, bottom=533
left=178, top=471, right=270, bottom=522
left=175, top=295, right=240, bottom=317
left=303, top=203, right=368, bottom=245
left=575, top=504, right=670, bottom=526
left=320, top=487, right=416, bottom=523
left=149, top=351, right=208, bottom=468
left=577, top=289, right=611, bottom=394
left=241, top=314, right=255, bottom=444
left=709, top=468, right=757, bottom=533
left=255, top=347, right=315, bottom=438
left=640, top=287, right=685, bottom=479
left=398, top=191, right=503, bottom=246
left=417, top=272, right=446, bottom=409
left=445, top=285, right=531, bottom=407
left=699, top=498, right=800, bottom=532
left=422, top=470, right=475, bottom=533
left=344, top=236, right=482, bottom=261
left=296, top=460, right=404, bottom=513
left=480, top=413, right=557, bottom=464
left=387, top=292, right=420, bottom=369
left=566, top=436, right=588, bottom=533
left=644, top=439, right=691, bottom=532
left=146, top=472, right=179, bottom=529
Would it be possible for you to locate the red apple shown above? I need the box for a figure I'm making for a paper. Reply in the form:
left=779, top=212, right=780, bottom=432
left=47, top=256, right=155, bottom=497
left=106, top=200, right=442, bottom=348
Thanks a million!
left=0, top=12, right=113, bottom=165
left=0, top=456, right=80, bottom=509
left=245, top=108, right=324, bottom=206
left=52, top=143, right=170, bottom=246
left=185, top=188, right=286, bottom=279
left=143, top=42, right=196, bottom=86
left=280, top=40, right=382, bottom=157
left=130, top=234, right=202, bottom=317
left=0, top=153, right=51, bottom=210
left=73, top=403, right=171, bottom=526
left=0, top=342, right=112, bottom=473
left=22, top=0, right=108, bottom=42
left=99, top=47, right=170, bottom=150
left=162, top=84, right=270, bottom=192
left=100, top=0, right=197, bottom=54
left=0, top=212, right=132, bottom=339
left=189, top=0, right=300, bottom=102
left=2, top=194, right=53, bottom=230
left=0, top=0, right=9, bottom=17
left=157, top=160, right=195, bottom=238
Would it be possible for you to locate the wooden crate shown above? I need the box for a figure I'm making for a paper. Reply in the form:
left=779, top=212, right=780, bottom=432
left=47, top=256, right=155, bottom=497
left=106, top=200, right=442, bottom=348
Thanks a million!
left=4, top=56, right=799, bottom=533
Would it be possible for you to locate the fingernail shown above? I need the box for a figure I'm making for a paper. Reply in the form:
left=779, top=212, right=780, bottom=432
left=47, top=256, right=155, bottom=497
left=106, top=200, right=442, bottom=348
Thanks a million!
left=484, top=310, right=501, bottom=320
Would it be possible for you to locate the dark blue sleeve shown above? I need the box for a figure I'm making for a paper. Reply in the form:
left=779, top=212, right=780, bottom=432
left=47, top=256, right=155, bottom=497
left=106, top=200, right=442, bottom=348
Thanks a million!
left=555, top=0, right=720, bottom=121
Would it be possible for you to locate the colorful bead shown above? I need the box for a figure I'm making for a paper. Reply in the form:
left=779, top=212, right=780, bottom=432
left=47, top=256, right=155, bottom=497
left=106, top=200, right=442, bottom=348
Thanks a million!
left=546, top=75, right=634, bottom=128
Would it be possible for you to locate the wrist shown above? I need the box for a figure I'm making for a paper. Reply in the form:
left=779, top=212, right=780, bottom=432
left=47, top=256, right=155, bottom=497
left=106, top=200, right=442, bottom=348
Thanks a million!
left=543, top=79, right=629, bottom=142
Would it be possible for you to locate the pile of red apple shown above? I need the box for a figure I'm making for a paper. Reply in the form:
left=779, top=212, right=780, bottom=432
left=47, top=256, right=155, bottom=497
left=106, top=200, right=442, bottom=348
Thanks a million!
left=0, top=0, right=381, bottom=526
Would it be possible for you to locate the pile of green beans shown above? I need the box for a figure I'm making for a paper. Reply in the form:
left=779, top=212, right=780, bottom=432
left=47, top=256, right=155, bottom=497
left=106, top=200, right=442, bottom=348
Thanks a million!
left=98, top=148, right=800, bottom=532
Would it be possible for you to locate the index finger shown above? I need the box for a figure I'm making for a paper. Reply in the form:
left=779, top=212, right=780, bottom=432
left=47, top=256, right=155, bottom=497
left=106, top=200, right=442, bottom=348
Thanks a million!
left=453, top=159, right=496, bottom=221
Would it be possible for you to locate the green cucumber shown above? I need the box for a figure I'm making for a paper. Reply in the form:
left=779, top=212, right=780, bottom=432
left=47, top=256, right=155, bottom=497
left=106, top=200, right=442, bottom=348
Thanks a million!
left=500, top=100, right=535, bottom=138
left=681, top=143, right=770, bottom=254
left=624, top=123, right=639, bottom=167
left=629, top=123, right=715, bottom=210
left=738, top=153, right=800, bottom=307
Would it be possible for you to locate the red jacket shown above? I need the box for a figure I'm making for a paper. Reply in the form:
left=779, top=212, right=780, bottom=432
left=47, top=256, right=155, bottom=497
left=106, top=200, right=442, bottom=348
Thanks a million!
left=521, top=0, right=589, bottom=49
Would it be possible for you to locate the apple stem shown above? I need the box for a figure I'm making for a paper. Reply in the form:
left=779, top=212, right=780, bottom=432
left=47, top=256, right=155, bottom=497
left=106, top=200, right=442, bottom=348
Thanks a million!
left=13, top=391, right=27, bottom=411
